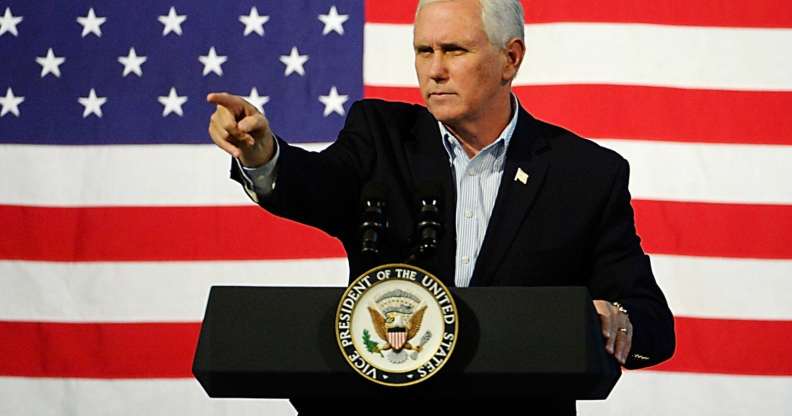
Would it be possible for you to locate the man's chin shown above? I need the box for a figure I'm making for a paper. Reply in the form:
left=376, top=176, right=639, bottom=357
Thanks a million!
left=425, top=105, right=460, bottom=125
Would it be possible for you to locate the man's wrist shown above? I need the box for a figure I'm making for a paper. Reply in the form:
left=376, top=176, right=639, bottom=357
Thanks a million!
left=239, top=133, right=275, bottom=168
left=237, top=136, right=280, bottom=197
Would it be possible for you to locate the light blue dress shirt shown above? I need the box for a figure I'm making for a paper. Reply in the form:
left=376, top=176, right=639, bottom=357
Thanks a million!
left=438, top=97, right=519, bottom=287
left=239, top=97, right=520, bottom=287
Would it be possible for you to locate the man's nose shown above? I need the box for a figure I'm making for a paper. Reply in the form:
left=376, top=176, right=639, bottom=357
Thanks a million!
left=429, top=54, right=448, bottom=81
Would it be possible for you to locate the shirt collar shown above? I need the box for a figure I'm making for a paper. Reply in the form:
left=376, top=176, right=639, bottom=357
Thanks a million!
left=439, top=94, right=520, bottom=161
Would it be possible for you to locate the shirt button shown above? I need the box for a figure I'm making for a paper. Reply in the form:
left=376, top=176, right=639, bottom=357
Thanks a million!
left=461, top=256, right=470, bottom=264
left=464, top=209, right=473, bottom=219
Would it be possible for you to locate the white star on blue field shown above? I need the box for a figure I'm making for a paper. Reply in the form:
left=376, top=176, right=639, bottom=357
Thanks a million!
left=0, top=2, right=363, bottom=144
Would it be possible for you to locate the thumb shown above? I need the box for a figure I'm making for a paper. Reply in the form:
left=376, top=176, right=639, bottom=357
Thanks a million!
left=238, top=114, right=268, bottom=135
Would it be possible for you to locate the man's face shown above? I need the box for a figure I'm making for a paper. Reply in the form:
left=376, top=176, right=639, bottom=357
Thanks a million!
left=413, top=0, right=508, bottom=127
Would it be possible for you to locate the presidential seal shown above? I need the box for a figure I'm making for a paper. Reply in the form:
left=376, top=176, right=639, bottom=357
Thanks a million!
left=335, top=263, right=459, bottom=387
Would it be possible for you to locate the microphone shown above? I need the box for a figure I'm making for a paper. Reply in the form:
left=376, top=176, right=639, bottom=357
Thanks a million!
left=359, top=182, right=388, bottom=257
left=414, top=181, right=444, bottom=258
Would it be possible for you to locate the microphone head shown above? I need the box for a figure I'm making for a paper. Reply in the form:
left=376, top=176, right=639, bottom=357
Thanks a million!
left=414, top=179, right=445, bottom=257
left=360, top=181, right=388, bottom=258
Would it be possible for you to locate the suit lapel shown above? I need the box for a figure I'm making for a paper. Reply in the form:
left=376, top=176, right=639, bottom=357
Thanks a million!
left=469, top=108, right=551, bottom=287
left=405, top=109, right=457, bottom=286
left=406, top=109, right=452, bottom=188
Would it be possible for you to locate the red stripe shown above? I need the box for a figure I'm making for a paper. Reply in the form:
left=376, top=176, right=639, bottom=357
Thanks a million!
left=633, top=200, right=792, bottom=260
left=0, top=205, right=345, bottom=262
left=1, top=200, right=790, bottom=261
left=366, top=0, right=792, bottom=28
left=1, top=317, right=789, bottom=378
left=364, top=85, right=792, bottom=146
left=651, top=317, right=792, bottom=376
left=0, top=321, right=199, bottom=378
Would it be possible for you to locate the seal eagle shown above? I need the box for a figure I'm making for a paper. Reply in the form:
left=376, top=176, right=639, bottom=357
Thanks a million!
left=367, top=305, right=427, bottom=352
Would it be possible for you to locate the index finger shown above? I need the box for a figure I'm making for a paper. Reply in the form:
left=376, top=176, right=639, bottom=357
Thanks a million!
left=207, top=92, right=249, bottom=118
left=593, top=300, right=616, bottom=354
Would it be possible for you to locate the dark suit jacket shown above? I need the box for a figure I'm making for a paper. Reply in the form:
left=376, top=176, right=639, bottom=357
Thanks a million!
left=231, top=99, right=675, bottom=413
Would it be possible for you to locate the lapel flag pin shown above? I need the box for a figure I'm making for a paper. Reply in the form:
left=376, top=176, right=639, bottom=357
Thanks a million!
left=514, top=167, right=529, bottom=185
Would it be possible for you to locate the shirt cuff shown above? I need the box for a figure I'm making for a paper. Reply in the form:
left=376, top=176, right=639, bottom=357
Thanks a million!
left=236, top=137, right=280, bottom=197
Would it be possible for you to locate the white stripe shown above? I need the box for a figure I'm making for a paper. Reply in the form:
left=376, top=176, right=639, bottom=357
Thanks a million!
left=1, top=255, right=790, bottom=322
left=651, top=255, right=792, bottom=321
left=2, top=140, right=791, bottom=206
left=0, top=377, right=295, bottom=416
left=0, top=259, right=348, bottom=322
left=365, top=23, right=792, bottom=91
left=578, top=371, right=792, bottom=416
left=592, top=139, right=792, bottom=205
left=0, top=143, right=329, bottom=207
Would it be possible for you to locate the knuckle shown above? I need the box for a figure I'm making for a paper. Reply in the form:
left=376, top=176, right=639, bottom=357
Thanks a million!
left=219, top=119, right=235, bottom=133
left=209, top=126, right=229, bottom=143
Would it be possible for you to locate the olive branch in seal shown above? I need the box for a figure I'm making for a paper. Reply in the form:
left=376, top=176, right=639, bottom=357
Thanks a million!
left=362, top=329, right=384, bottom=357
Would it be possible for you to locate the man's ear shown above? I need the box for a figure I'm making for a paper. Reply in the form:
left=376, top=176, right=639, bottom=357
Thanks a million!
left=502, top=38, right=526, bottom=82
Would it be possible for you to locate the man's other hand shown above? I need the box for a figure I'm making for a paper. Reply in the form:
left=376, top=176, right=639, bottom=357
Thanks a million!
left=593, top=299, right=632, bottom=365
left=207, top=92, right=275, bottom=168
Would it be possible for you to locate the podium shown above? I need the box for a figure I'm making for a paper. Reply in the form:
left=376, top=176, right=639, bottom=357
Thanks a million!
left=193, top=286, right=620, bottom=400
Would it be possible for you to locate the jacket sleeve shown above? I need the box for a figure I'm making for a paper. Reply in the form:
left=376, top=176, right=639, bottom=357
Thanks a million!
left=587, top=157, right=676, bottom=369
left=229, top=100, right=377, bottom=240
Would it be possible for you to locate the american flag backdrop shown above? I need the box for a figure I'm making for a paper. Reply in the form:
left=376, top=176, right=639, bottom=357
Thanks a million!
left=1, top=0, right=790, bottom=414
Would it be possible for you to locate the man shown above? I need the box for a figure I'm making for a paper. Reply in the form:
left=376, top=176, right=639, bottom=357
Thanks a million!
left=207, top=0, right=674, bottom=413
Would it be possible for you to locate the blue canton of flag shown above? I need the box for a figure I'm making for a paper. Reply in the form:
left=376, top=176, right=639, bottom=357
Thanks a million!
left=0, top=0, right=364, bottom=144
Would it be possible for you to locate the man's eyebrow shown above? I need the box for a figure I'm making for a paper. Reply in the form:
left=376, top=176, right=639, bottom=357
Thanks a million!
left=413, top=43, right=432, bottom=52
left=413, top=42, right=468, bottom=51
left=439, top=42, right=466, bottom=50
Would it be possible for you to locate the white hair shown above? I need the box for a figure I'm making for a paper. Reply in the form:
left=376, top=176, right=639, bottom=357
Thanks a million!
left=416, top=0, right=525, bottom=49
